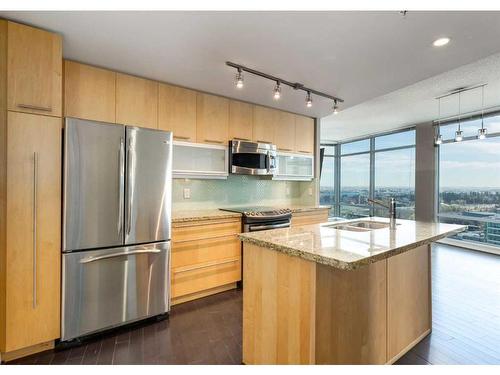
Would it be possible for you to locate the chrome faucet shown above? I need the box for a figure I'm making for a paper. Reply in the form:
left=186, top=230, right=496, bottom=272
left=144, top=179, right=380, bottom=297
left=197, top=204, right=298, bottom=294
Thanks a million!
left=368, top=197, right=397, bottom=229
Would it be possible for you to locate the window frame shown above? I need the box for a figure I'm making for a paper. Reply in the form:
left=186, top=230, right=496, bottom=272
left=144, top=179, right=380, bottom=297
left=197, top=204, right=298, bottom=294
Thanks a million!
left=320, top=127, right=416, bottom=218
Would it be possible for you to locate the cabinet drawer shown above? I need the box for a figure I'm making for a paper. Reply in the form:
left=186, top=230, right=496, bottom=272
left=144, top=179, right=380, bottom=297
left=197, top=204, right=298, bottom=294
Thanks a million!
left=291, top=210, right=329, bottom=226
left=172, top=235, right=240, bottom=269
left=172, top=219, right=241, bottom=242
left=171, top=258, right=241, bottom=298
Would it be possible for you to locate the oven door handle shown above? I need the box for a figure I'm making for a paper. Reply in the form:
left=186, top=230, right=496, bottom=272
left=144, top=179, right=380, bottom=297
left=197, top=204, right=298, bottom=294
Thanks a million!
left=249, top=222, right=290, bottom=231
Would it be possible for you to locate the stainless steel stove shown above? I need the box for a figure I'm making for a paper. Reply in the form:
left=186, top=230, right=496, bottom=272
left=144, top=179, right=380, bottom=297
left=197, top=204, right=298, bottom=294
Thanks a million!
left=220, top=206, right=292, bottom=232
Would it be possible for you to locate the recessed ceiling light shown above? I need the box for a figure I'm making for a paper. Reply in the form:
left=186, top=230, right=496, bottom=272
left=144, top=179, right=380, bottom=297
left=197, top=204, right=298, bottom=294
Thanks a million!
left=433, top=37, right=450, bottom=47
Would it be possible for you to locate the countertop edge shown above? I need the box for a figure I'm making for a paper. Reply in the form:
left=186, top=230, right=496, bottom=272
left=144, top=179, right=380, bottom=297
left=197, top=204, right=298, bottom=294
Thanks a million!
left=239, top=227, right=465, bottom=271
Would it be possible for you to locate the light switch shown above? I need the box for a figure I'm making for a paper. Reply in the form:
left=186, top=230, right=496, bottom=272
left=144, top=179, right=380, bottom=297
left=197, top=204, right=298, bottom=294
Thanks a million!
left=286, top=186, right=291, bottom=196
left=183, top=188, right=191, bottom=199
left=308, top=187, right=313, bottom=196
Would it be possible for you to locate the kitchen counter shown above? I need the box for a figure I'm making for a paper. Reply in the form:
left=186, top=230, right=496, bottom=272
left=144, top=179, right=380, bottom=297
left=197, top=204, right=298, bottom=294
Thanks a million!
left=172, top=205, right=330, bottom=223
left=172, top=209, right=242, bottom=223
left=239, top=217, right=465, bottom=270
left=241, top=218, right=466, bottom=364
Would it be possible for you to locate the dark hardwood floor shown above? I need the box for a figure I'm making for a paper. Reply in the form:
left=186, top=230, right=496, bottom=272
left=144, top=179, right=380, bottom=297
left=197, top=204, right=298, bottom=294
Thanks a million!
left=9, top=244, right=500, bottom=365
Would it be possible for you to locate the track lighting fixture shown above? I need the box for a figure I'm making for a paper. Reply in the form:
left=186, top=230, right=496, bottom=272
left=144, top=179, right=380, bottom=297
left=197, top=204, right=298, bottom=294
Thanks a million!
left=333, top=100, right=339, bottom=115
left=477, top=85, right=487, bottom=140
left=273, top=81, right=281, bottom=100
left=306, top=92, right=312, bottom=108
left=235, top=68, right=244, bottom=89
left=226, top=61, right=343, bottom=107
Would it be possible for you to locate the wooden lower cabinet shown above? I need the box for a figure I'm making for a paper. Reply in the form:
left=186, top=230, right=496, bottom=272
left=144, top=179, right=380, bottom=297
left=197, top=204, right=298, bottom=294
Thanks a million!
left=291, top=209, right=329, bottom=226
left=242, top=243, right=431, bottom=364
left=0, top=112, right=61, bottom=358
left=171, top=218, right=242, bottom=305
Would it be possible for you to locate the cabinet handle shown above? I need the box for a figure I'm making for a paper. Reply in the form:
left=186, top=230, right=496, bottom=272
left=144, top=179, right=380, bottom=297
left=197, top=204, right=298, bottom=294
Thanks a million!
left=278, top=148, right=293, bottom=152
left=32, top=152, right=38, bottom=309
left=204, top=139, right=224, bottom=144
left=18, top=104, right=52, bottom=112
left=173, top=135, right=190, bottom=140
left=173, top=258, right=239, bottom=274
left=233, top=137, right=251, bottom=141
left=298, top=150, right=311, bottom=154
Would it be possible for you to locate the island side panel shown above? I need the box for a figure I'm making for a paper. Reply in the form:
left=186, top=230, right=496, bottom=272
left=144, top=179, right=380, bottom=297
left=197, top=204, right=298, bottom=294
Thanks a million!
left=315, top=260, right=387, bottom=364
left=242, top=243, right=316, bottom=365
left=387, top=244, right=431, bottom=363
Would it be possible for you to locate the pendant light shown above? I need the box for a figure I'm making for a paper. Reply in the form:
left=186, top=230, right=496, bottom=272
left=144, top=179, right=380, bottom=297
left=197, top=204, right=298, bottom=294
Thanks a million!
left=435, top=97, right=443, bottom=145
left=455, top=91, right=463, bottom=142
left=477, top=85, right=487, bottom=140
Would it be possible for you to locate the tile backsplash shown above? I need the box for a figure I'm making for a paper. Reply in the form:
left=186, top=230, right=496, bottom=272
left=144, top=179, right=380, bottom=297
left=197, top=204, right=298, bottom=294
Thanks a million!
left=173, top=175, right=317, bottom=210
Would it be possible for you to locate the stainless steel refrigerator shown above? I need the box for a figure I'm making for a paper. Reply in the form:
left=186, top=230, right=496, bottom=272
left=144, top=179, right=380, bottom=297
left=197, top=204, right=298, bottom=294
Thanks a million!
left=62, top=118, right=172, bottom=341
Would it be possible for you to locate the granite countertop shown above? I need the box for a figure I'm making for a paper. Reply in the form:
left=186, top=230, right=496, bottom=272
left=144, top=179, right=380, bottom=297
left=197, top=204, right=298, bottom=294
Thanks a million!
left=239, top=217, right=466, bottom=270
left=172, top=205, right=330, bottom=223
left=172, top=209, right=242, bottom=223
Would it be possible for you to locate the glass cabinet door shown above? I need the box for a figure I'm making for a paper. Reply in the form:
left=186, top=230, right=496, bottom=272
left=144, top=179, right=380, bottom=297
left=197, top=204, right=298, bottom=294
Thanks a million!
left=275, top=153, right=314, bottom=180
left=173, top=141, right=228, bottom=179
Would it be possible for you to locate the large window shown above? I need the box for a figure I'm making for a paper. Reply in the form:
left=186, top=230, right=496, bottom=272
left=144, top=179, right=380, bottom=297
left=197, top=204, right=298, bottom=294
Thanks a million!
left=340, top=150, right=370, bottom=218
left=320, top=129, right=416, bottom=219
left=438, top=115, right=500, bottom=249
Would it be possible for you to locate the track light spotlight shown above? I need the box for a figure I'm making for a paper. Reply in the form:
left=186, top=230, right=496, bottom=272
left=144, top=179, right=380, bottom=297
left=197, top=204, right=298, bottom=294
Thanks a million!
left=235, top=68, right=244, bottom=89
left=333, top=100, right=339, bottom=114
left=273, top=81, right=281, bottom=100
left=306, top=92, right=312, bottom=108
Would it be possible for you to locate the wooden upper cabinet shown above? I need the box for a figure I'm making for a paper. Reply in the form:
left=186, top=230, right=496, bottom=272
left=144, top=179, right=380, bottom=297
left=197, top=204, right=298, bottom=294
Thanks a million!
left=7, top=21, right=62, bottom=117
left=295, top=115, right=315, bottom=154
left=116, top=73, right=158, bottom=129
left=252, top=106, right=276, bottom=144
left=158, top=83, right=197, bottom=141
left=196, top=93, right=229, bottom=145
left=274, top=111, right=296, bottom=152
left=64, top=61, right=116, bottom=123
left=229, top=100, right=253, bottom=142
left=4, top=112, right=61, bottom=352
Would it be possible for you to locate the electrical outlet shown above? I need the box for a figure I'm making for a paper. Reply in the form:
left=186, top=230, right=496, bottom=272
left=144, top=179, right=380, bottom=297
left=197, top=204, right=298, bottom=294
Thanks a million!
left=183, top=188, right=191, bottom=199
left=286, top=186, right=290, bottom=196
left=308, top=187, right=313, bottom=196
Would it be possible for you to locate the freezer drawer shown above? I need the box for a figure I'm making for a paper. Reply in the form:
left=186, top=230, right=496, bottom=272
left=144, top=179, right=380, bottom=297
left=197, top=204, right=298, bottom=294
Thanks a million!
left=62, top=242, right=170, bottom=341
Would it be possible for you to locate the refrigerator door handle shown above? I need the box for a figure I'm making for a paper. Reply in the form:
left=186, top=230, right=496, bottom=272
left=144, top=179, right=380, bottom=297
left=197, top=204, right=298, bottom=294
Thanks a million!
left=126, top=136, right=133, bottom=236
left=79, top=249, right=161, bottom=264
left=118, top=138, right=125, bottom=237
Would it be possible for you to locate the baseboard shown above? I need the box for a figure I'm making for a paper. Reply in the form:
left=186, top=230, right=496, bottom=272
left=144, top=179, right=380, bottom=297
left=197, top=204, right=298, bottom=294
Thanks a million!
left=0, top=340, right=54, bottom=363
left=171, top=283, right=237, bottom=306
left=386, top=329, right=431, bottom=365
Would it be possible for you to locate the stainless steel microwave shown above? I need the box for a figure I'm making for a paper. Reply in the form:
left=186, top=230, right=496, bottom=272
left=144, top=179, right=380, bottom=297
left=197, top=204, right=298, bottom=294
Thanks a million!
left=229, top=140, right=277, bottom=175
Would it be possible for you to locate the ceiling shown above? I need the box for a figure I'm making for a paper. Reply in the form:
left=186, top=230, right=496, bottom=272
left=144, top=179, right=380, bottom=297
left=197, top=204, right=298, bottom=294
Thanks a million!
left=2, top=11, right=500, bottom=132
left=322, top=52, right=500, bottom=141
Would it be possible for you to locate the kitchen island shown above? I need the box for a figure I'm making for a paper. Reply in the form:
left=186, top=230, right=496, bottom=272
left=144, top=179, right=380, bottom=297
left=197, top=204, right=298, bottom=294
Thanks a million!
left=239, top=217, right=465, bottom=365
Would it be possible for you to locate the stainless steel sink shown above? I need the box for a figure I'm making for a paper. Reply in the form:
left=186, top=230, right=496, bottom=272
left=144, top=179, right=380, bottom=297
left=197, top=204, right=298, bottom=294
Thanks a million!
left=324, top=220, right=392, bottom=232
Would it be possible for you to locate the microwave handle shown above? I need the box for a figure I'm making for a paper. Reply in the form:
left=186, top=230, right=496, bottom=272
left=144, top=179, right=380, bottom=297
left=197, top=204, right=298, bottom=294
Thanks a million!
left=266, top=151, right=271, bottom=173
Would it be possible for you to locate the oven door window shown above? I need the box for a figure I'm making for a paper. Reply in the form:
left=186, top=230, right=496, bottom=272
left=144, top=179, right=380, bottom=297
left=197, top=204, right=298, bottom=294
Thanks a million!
left=232, top=153, right=267, bottom=169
